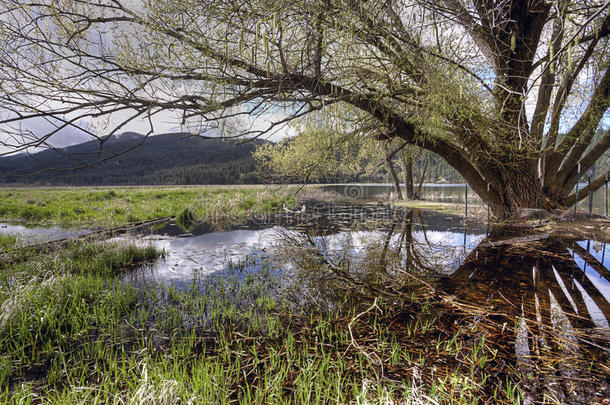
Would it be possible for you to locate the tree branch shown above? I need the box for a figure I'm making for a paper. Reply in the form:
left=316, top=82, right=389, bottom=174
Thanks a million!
left=562, top=168, right=610, bottom=207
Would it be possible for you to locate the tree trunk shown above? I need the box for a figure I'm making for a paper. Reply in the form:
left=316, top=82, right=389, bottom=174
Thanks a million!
left=439, top=152, right=567, bottom=220
left=398, top=153, right=414, bottom=199
left=478, top=159, right=554, bottom=220
left=414, top=154, right=429, bottom=200
left=386, top=160, right=403, bottom=200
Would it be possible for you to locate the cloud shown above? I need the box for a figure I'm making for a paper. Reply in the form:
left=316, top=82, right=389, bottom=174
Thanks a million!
left=1, top=104, right=295, bottom=156
left=0, top=114, right=92, bottom=155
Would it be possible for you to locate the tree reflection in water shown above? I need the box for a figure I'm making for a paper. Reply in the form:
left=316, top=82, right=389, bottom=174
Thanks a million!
left=270, top=207, right=609, bottom=403
left=443, top=234, right=609, bottom=403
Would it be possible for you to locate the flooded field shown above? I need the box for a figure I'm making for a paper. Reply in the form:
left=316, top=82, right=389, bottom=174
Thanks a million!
left=1, top=200, right=609, bottom=403
left=322, top=183, right=609, bottom=216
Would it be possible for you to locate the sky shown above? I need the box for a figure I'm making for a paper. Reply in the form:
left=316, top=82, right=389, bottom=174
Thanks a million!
left=0, top=1, right=607, bottom=156
left=0, top=106, right=294, bottom=156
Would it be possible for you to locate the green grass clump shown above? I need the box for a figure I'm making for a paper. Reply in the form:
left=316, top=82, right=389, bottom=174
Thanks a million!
left=175, top=206, right=197, bottom=231
left=0, top=240, right=165, bottom=400
left=0, top=276, right=140, bottom=386
left=61, top=243, right=163, bottom=276
left=0, top=234, right=17, bottom=253
left=0, top=186, right=295, bottom=229
left=392, top=200, right=463, bottom=214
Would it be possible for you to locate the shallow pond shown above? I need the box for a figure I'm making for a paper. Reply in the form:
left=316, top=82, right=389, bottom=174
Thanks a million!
left=3, top=204, right=608, bottom=321
left=0, top=221, right=91, bottom=245
left=111, top=204, right=485, bottom=284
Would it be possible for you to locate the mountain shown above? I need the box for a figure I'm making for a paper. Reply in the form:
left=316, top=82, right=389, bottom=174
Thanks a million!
left=0, top=132, right=266, bottom=185
left=103, top=131, right=146, bottom=144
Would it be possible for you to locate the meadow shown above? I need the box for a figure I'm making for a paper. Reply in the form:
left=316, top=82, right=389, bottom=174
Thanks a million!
left=0, top=186, right=295, bottom=228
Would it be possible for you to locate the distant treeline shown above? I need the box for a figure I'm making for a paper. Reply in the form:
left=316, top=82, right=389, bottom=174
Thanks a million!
left=351, top=154, right=462, bottom=184
left=0, top=131, right=464, bottom=186
left=0, top=133, right=265, bottom=186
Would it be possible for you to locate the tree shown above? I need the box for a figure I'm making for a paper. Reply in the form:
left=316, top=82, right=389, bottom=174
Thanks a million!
left=253, top=125, right=373, bottom=183
left=254, top=110, right=429, bottom=198
left=397, top=146, right=429, bottom=200
left=0, top=0, right=608, bottom=218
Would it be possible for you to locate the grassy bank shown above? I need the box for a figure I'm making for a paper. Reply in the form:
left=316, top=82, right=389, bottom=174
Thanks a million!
left=0, top=186, right=295, bottom=228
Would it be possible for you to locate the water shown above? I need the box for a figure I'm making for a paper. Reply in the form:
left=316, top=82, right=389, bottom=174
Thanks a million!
left=3, top=202, right=609, bottom=401
left=119, top=226, right=278, bottom=285
left=320, top=183, right=610, bottom=216
left=441, top=237, right=610, bottom=332
left=119, top=205, right=487, bottom=285
left=0, top=222, right=91, bottom=245
left=3, top=205, right=608, bottom=322
left=321, top=183, right=481, bottom=203
left=4, top=206, right=607, bottom=318
left=105, top=204, right=609, bottom=339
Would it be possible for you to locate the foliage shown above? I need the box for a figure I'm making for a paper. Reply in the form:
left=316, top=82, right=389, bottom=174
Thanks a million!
left=0, top=234, right=17, bottom=254
left=255, top=110, right=454, bottom=188
left=254, top=119, right=382, bottom=183
left=0, top=133, right=264, bottom=186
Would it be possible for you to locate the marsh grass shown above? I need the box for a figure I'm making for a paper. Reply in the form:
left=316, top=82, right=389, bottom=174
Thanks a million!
left=0, top=186, right=295, bottom=228
left=0, top=225, right=540, bottom=404
left=0, top=235, right=17, bottom=254
left=0, top=242, right=529, bottom=404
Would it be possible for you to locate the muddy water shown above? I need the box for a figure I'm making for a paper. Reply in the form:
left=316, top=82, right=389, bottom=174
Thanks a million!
left=438, top=235, right=610, bottom=403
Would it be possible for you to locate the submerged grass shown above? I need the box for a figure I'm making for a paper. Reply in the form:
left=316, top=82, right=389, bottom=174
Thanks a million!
left=0, top=186, right=295, bottom=228
left=0, top=240, right=167, bottom=402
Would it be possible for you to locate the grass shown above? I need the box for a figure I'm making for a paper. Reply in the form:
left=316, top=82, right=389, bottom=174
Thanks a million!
left=0, top=236, right=532, bottom=404
left=0, top=186, right=296, bottom=228
left=0, top=240, right=165, bottom=401
left=0, top=234, right=532, bottom=404
left=0, top=234, right=17, bottom=254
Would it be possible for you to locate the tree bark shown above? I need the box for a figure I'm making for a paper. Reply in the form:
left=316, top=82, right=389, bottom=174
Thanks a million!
left=398, top=152, right=414, bottom=199
left=414, top=154, right=429, bottom=200
left=386, top=160, right=403, bottom=200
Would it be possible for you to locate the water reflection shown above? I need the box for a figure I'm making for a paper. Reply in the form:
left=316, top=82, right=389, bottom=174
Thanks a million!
left=117, top=205, right=609, bottom=333
left=442, top=236, right=609, bottom=331
left=120, top=227, right=278, bottom=287
left=438, top=235, right=609, bottom=403
left=258, top=208, right=609, bottom=401
left=124, top=206, right=486, bottom=286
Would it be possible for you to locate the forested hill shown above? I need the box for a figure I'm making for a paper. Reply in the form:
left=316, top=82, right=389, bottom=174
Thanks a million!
left=0, top=132, right=266, bottom=185
left=0, top=131, right=480, bottom=186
